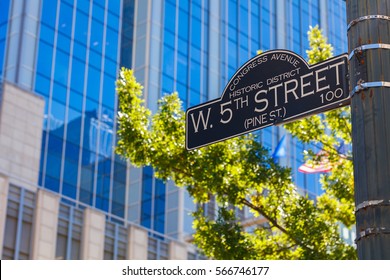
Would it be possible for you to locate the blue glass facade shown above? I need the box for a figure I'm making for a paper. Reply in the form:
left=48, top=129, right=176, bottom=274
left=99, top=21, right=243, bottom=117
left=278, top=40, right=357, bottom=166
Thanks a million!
left=139, top=166, right=166, bottom=233
left=220, top=0, right=277, bottom=84
left=0, top=0, right=347, bottom=244
left=286, top=0, right=319, bottom=54
left=32, top=0, right=127, bottom=219
left=0, top=0, right=10, bottom=79
left=326, top=0, right=348, bottom=55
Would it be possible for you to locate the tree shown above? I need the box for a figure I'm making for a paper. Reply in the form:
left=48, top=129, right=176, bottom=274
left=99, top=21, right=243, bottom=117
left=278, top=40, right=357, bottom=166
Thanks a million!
left=116, top=26, right=356, bottom=259
left=284, top=26, right=355, bottom=230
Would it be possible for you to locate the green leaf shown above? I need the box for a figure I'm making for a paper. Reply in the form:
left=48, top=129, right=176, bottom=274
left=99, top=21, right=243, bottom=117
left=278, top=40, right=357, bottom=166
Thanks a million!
left=115, top=26, right=356, bottom=260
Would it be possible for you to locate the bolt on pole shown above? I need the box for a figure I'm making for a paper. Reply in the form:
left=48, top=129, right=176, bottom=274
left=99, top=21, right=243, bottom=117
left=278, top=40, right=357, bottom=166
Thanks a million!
left=347, top=0, right=390, bottom=259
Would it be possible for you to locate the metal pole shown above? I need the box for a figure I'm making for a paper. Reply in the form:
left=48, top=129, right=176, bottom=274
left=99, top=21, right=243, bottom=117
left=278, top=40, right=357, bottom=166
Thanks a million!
left=347, top=0, right=390, bottom=259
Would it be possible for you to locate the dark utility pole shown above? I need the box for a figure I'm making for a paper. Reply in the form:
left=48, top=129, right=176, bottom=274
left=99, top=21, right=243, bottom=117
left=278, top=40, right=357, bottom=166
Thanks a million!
left=347, top=0, right=390, bottom=259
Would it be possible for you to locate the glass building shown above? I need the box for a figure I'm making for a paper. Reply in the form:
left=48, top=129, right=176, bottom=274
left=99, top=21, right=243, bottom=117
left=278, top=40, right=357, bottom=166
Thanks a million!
left=0, top=0, right=348, bottom=259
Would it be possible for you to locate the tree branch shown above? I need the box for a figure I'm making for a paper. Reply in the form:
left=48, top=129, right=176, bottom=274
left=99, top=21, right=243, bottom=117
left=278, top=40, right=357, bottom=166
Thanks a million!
left=240, top=198, right=314, bottom=253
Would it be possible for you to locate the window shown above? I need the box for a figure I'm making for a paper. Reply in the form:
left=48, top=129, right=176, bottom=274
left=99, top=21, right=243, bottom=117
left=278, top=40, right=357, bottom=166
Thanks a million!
left=35, top=73, right=51, bottom=96
left=36, top=40, right=54, bottom=77
left=188, top=251, right=207, bottom=260
left=147, top=236, right=169, bottom=260
left=154, top=180, right=166, bottom=233
left=96, top=159, right=112, bottom=212
left=178, top=10, right=189, bottom=40
left=58, top=1, right=73, bottom=37
left=141, top=166, right=153, bottom=228
left=62, top=143, right=79, bottom=199
left=164, top=1, right=176, bottom=33
left=70, top=58, right=86, bottom=94
left=55, top=203, right=83, bottom=259
left=74, top=10, right=89, bottom=45
left=41, top=0, right=58, bottom=27
left=90, top=19, right=104, bottom=54
left=86, top=66, right=101, bottom=101
left=105, top=27, right=119, bottom=60
left=111, top=177, right=126, bottom=218
left=102, top=75, right=116, bottom=109
left=200, top=195, right=216, bottom=222
left=89, top=49, right=102, bottom=71
left=80, top=162, right=94, bottom=206
left=2, top=185, right=35, bottom=260
left=104, top=221, right=128, bottom=260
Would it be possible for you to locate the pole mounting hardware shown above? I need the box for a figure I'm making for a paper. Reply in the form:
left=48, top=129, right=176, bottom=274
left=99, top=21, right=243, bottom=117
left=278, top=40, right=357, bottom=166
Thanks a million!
left=356, top=227, right=390, bottom=242
left=350, top=81, right=390, bottom=97
left=348, top=43, right=390, bottom=60
left=355, top=199, right=390, bottom=212
left=348, top=15, right=390, bottom=30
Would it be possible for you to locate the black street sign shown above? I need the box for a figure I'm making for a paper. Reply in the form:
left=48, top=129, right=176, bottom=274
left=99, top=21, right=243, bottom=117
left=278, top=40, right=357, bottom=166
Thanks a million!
left=186, top=50, right=349, bottom=150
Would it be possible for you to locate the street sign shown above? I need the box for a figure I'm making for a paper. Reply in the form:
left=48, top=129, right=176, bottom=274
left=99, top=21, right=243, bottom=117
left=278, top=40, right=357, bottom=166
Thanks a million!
left=186, top=50, right=349, bottom=150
